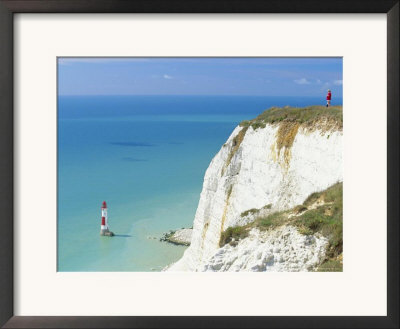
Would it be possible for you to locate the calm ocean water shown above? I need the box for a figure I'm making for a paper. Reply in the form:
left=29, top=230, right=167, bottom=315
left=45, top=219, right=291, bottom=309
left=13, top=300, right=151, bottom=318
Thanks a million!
left=57, top=95, right=341, bottom=271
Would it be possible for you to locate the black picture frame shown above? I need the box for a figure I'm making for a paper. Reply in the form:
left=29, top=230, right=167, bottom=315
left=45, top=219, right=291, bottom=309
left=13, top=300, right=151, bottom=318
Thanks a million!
left=0, top=1, right=398, bottom=328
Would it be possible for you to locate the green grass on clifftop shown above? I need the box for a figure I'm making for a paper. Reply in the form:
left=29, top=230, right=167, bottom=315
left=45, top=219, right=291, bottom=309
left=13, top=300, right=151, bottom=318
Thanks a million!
left=239, top=105, right=343, bottom=131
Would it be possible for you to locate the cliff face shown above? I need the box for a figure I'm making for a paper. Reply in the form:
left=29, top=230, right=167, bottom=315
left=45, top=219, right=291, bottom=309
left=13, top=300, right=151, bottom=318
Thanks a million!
left=168, top=107, right=343, bottom=271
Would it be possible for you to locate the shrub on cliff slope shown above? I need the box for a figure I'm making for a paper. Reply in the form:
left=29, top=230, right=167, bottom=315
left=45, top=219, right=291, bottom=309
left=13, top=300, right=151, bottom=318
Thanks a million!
left=297, top=182, right=343, bottom=256
left=259, top=182, right=343, bottom=269
left=219, top=226, right=249, bottom=247
left=219, top=182, right=343, bottom=271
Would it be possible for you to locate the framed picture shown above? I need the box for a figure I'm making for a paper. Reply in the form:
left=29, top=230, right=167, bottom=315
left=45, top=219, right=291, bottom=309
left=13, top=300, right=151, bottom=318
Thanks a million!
left=0, top=1, right=398, bottom=328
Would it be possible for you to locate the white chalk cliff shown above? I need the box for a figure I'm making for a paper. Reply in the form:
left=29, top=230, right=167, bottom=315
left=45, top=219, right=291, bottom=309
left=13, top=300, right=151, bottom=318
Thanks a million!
left=168, top=109, right=343, bottom=272
left=203, top=227, right=328, bottom=272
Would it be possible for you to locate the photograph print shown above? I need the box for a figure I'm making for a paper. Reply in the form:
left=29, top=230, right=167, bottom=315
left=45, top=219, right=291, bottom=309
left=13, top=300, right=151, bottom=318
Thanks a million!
left=57, top=57, right=343, bottom=272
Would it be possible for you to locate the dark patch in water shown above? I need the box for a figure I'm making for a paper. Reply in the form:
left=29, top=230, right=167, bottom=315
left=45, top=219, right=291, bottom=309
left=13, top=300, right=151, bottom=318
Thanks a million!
left=122, top=157, right=148, bottom=162
left=168, top=141, right=184, bottom=145
left=111, top=142, right=155, bottom=147
left=113, top=234, right=132, bottom=238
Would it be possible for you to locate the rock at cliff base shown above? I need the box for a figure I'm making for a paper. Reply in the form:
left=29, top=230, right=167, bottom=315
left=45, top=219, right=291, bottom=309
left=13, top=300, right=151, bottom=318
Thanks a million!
left=160, top=228, right=192, bottom=246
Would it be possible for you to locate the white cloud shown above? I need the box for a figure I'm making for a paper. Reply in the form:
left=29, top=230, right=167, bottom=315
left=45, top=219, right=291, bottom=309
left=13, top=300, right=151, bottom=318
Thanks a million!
left=163, top=74, right=173, bottom=79
left=333, top=79, right=343, bottom=85
left=294, top=78, right=310, bottom=85
left=316, top=79, right=322, bottom=84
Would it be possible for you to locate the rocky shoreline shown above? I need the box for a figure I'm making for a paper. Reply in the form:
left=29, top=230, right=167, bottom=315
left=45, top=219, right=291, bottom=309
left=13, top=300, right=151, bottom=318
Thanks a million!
left=160, top=228, right=192, bottom=246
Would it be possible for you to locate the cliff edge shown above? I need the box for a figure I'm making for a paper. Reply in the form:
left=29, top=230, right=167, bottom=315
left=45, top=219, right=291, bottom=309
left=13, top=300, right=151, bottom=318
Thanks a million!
left=168, top=105, right=343, bottom=271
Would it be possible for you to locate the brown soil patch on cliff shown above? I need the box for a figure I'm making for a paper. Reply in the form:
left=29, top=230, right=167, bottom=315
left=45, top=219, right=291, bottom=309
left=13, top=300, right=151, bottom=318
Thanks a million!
left=220, top=185, right=233, bottom=234
left=275, top=121, right=300, bottom=169
left=221, top=127, right=248, bottom=176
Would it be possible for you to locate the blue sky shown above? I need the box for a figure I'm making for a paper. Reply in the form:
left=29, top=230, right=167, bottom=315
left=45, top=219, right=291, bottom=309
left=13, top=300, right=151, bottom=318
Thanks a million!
left=58, top=57, right=342, bottom=97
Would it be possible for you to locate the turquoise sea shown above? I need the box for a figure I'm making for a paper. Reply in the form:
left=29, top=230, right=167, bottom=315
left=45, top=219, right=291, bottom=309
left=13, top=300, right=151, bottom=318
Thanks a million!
left=57, top=95, right=340, bottom=271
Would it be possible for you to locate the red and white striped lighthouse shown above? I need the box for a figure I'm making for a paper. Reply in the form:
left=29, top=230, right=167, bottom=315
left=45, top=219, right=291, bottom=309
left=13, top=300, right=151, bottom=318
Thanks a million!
left=101, top=201, right=108, bottom=231
left=100, top=201, right=114, bottom=236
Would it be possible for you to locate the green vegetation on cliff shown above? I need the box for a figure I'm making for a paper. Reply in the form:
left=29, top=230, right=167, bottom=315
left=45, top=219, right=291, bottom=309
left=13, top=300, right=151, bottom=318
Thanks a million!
left=219, top=182, right=343, bottom=271
left=239, top=105, right=343, bottom=131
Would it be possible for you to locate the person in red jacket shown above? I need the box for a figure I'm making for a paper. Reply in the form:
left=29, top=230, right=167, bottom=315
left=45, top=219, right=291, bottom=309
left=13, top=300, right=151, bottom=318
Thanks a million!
left=326, top=89, right=332, bottom=107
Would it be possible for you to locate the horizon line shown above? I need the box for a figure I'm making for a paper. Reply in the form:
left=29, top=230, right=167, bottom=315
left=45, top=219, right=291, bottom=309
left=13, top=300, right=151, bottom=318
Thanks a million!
left=58, top=94, right=342, bottom=97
